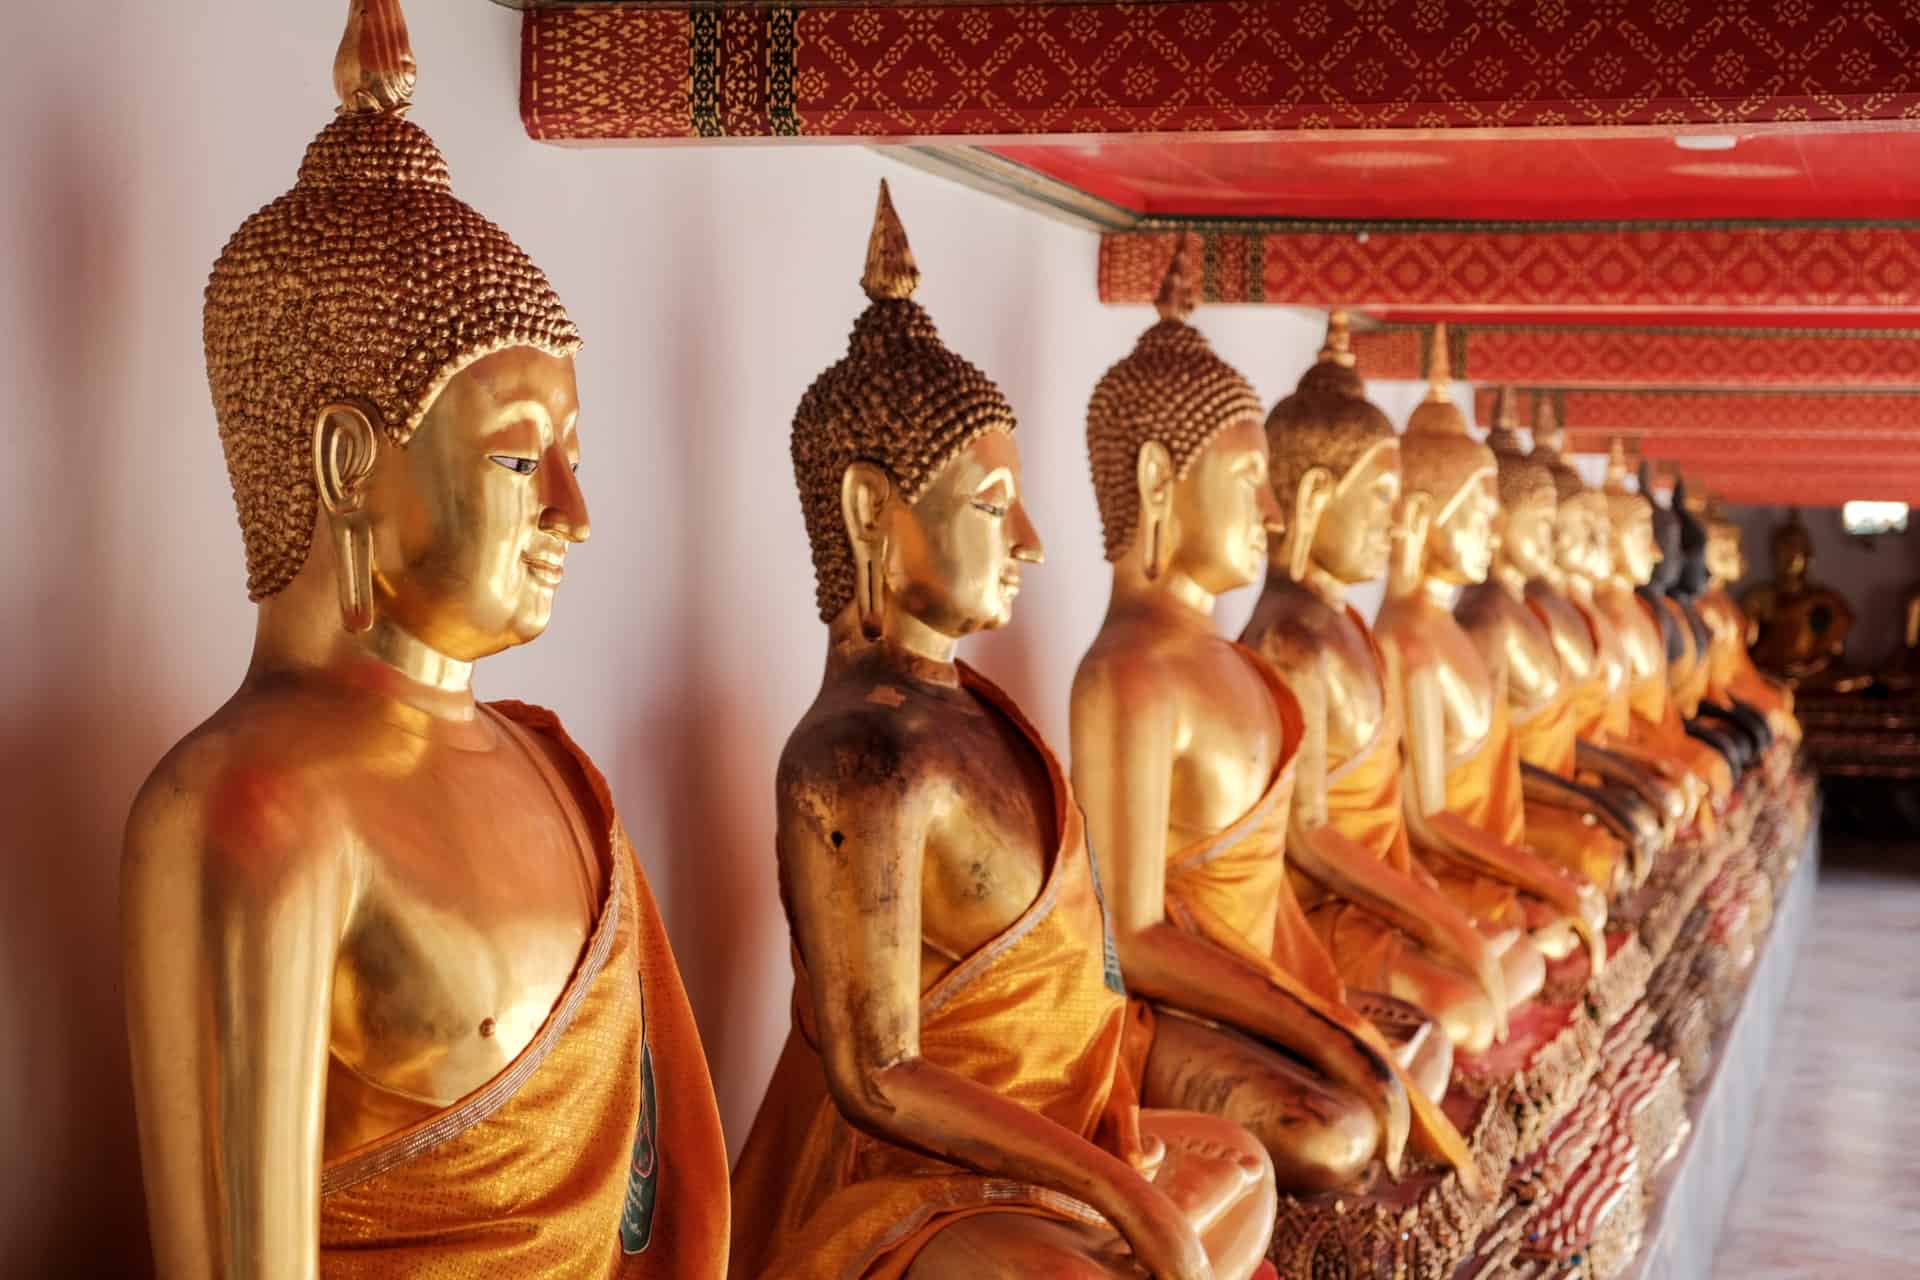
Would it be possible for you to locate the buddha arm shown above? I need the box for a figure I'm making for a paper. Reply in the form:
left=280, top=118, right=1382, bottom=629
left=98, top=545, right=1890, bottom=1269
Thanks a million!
left=1276, top=648, right=1508, bottom=1035
left=123, top=754, right=350, bottom=1280
left=1070, top=662, right=1409, bottom=1174
left=1575, top=739, right=1687, bottom=831
left=779, top=753, right=1209, bottom=1280
left=1518, top=763, right=1657, bottom=884
left=1396, top=659, right=1606, bottom=971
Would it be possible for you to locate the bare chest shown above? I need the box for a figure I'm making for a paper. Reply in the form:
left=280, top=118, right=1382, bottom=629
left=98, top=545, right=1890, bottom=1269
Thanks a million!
left=327, top=743, right=602, bottom=1138
left=1320, top=620, right=1387, bottom=762
left=1533, top=589, right=1599, bottom=683
left=1165, top=647, right=1284, bottom=842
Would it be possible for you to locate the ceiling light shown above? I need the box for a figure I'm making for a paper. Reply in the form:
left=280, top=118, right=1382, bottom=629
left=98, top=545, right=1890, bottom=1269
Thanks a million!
left=1673, top=134, right=1740, bottom=151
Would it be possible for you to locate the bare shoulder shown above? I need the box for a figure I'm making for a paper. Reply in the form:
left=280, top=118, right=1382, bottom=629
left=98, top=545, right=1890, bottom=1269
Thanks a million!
left=124, top=690, right=351, bottom=901
left=1071, top=620, right=1177, bottom=711
left=776, top=681, right=946, bottom=810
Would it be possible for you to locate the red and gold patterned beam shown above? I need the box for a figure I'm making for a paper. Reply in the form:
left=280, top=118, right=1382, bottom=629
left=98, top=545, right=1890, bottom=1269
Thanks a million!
left=1351, top=325, right=1920, bottom=390
left=521, top=1, right=1920, bottom=142
left=1099, top=228, right=1920, bottom=315
left=1473, top=389, right=1920, bottom=439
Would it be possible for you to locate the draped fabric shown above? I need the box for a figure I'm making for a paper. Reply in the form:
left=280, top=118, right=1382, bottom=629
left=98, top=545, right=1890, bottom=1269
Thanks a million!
left=1703, top=591, right=1800, bottom=744
left=318, top=702, right=729, bottom=1280
left=1628, top=603, right=1735, bottom=805
left=1421, top=694, right=1530, bottom=933
left=728, top=664, right=1138, bottom=1280
left=1512, top=684, right=1628, bottom=895
left=1155, top=648, right=1477, bottom=1183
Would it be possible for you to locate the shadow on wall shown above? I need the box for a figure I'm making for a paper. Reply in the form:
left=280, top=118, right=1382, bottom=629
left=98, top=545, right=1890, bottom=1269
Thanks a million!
left=1, top=107, right=152, bottom=1274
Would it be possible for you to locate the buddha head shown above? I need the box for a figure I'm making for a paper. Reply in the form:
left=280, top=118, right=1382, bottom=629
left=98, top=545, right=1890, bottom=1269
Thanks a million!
left=1672, top=475, right=1713, bottom=601
left=1266, top=310, right=1401, bottom=585
left=1705, top=498, right=1746, bottom=586
left=1595, top=441, right=1658, bottom=587
left=1771, top=510, right=1812, bottom=588
left=793, top=181, right=1039, bottom=645
left=1087, top=233, right=1272, bottom=595
left=205, top=0, right=585, bottom=658
left=1399, top=326, right=1498, bottom=586
left=1531, top=393, right=1612, bottom=587
left=1643, top=462, right=1684, bottom=597
left=1485, top=387, right=1559, bottom=584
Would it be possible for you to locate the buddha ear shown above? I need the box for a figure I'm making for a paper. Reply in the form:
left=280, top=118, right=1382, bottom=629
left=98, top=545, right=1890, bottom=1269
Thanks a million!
left=1390, top=490, right=1434, bottom=593
left=841, top=461, right=893, bottom=640
left=1135, top=440, right=1174, bottom=580
left=313, top=402, right=381, bottom=634
left=1288, top=466, right=1334, bottom=582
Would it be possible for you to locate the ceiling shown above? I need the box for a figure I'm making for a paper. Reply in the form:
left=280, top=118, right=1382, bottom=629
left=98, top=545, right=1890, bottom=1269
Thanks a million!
left=518, top=0, right=1920, bottom=507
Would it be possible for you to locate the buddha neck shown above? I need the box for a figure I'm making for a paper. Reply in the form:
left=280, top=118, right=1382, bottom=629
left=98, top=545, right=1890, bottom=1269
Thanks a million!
left=1108, top=555, right=1219, bottom=634
left=1562, top=572, right=1596, bottom=608
left=1491, top=555, right=1529, bottom=601
left=248, top=563, right=493, bottom=746
left=1296, top=560, right=1351, bottom=611
left=1417, top=574, right=1461, bottom=610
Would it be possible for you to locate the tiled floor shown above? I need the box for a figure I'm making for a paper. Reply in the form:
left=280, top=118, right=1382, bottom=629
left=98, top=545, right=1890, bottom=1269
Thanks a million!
left=1712, top=855, right=1920, bottom=1278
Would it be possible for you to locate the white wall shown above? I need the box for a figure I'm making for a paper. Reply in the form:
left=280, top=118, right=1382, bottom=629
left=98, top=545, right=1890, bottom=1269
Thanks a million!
left=0, top=3, right=1383, bottom=1271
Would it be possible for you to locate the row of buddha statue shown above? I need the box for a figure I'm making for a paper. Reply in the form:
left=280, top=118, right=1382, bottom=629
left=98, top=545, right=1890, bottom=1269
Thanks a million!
left=121, top=5, right=1813, bottom=1277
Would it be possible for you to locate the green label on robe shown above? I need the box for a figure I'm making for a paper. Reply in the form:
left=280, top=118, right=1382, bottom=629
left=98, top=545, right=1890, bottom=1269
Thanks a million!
left=619, top=1040, right=659, bottom=1254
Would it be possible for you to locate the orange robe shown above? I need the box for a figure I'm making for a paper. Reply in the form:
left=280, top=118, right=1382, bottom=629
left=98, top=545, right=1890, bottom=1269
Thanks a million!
left=1155, top=647, right=1476, bottom=1181
left=1511, top=682, right=1629, bottom=895
left=1628, top=603, right=1735, bottom=807
left=729, top=665, right=1139, bottom=1280
left=319, top=702, right=729, bottom=1279
left=1703, top=589, right=1799, bottom=744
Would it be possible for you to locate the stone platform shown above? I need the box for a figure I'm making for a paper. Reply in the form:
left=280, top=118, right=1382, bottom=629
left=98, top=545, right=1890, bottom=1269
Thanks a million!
left=1617, top=824, right=1819, bottom=1280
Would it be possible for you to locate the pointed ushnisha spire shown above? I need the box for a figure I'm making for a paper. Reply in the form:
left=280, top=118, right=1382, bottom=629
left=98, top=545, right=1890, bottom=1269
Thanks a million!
left=1485, top=385, right=1525, bottom=451
left=1636, top=457, right=1656, bottom=502
left=1532, top=390, right=1566, bottom=453
left=1316, top=308, right=1355, bottom=366
left=861, top=180, right=920, bottom=302
left=1422, top=322, right=1454, bottom=404
left=1154, top=232, right=1201, bottom=322
left=334, top=0, right=417, bottom=116
left=1603, top=437, right=1632, bottom=494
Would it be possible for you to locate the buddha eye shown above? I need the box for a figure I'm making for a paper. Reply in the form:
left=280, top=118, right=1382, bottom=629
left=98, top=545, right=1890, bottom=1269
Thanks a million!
left=490, top=455, right=538, bottom=476
left=972, top=500, right=1008, bottom=518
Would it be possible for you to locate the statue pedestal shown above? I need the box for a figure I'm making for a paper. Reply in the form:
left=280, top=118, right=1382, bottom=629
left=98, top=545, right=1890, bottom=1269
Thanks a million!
left=1615, top=821, right=1819, bottom=1280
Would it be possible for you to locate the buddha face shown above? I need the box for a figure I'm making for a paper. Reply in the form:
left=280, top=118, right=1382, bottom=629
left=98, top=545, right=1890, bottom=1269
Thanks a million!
left=363, top=346, right=588, bottom=660
left=1313, top=439, right=1401, bottom=584
left=1426, top=469, right=1498, bottom=586
left=1502, top=500, right=1559, bottom=582
left=884, top=430, right=1042, bottom=638
left=1708, top=531, right=1744, bottom=584
left=1169, top=418, right=1279, bottom=592
left=1614, top=510, right=1662, bottom=587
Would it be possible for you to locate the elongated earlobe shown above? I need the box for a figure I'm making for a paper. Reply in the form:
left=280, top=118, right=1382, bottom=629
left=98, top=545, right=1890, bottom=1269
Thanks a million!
left=314, top=403, right=380, bottom=634
left=841, top=462, right=892, bottom=641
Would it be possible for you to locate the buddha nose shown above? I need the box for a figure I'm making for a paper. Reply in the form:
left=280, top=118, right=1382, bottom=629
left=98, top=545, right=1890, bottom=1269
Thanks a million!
left=539, top=447, right=591, bottom=544
left=1259, top=476, right=1285, bottom=536
left=1011, top=498, right=1045, bottom=564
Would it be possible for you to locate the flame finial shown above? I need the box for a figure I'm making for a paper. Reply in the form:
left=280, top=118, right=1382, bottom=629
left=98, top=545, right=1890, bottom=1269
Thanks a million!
left=1422, top=322, right=1454, bottom=404
left=1154, top=232, right=1201, bottom=323
left=1317, top=308, right=1356, bottom=367
left=861, top=180, right=921, bottom=302
left=334, top=0, right=417, bottom=116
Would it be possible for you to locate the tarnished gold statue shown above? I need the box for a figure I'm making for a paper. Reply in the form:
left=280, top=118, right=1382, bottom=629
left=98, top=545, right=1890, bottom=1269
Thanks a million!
left=1742, top=509, right=1864, bottom=690
left=1068, top=244, right=1478, bottom=1200
left=1698, top=501, right=1799, bottom=748
left=1241, top=315, right=1535, bottom=1059
left=1453, top=388, right=1659, bottom=898
left=1371, top=336, right=1605, bottom=974
left=121, top=3, right=729, bottom=1276
left=729, top=187, right=1277, bottom=1280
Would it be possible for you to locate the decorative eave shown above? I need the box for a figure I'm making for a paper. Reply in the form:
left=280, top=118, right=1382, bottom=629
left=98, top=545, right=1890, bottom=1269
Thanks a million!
left=520, top=1, right=1920, bottom=143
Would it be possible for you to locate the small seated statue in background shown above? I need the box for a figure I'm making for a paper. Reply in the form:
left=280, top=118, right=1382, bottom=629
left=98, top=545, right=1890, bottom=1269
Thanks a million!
left=1371, top=334, right=1606, bottom=975
left=122, top=3, right=730, bottom=1275
left=729, top=185, right=1277, bottom=1280
left=1697, top=499, right=1800, bottom=748
left=1742, top=509, right=1867, bottom=690
left=1070, top=242, right=1478, bottom=1200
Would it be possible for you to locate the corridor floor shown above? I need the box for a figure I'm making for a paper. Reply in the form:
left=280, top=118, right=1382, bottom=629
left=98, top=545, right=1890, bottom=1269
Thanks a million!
left=1711, top=853, right=1920, bottom=1278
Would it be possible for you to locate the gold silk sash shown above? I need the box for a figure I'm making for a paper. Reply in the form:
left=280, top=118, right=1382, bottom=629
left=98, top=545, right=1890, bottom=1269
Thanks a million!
left=1423, top=696, right=1528, bottom=932
left=728, top=664, right=1135, bottom=1280
left=318, top=703, right=730, bottom=1280
left=1512, top=686, right=1625, bottom=893
left=1158, top=648, right=1478, bottom=1186
left=1515, top=683, right=1580, bottom=780
left=1705, top=592, right=1799, bottom=742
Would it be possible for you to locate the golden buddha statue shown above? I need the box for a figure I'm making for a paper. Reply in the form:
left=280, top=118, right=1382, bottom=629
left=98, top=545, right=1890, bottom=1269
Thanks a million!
left=1371, top=335, right=1606, bottom=974
left=1742, top=509, right=1865, bottom=690
left=1453, top=388, right=1659, bottom=898
left=1068, top=245, right=1479, bottom=1200
left=1241, top=314, right=1541, bottom=1059
left=1522, top=411, right=1699, bottom=836
left=121, top=3, right=729, bottom=1275
left=729, top=186, right=1277, bottom=1280
left=1588, top=443, right=1736, bottom=816
left=1698, top=499, right=1799, bottom=747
